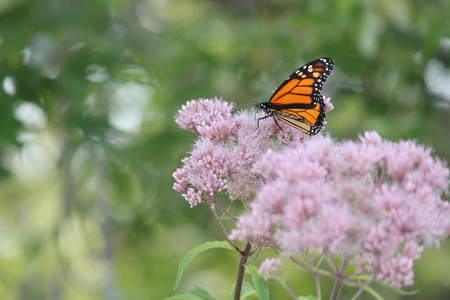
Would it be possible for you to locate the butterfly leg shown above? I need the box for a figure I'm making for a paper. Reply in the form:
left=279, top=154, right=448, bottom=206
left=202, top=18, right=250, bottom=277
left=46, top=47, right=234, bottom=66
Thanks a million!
left=255, top=114, right=272, bottom=131
left=272, top=117, right=286, bottom=140
left=255, top=114, right=286, bottom=139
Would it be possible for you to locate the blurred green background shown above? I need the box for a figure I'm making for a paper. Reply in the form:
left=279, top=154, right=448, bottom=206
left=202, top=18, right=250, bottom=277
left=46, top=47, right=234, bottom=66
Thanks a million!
left=1, top=0, right=449, bottom=299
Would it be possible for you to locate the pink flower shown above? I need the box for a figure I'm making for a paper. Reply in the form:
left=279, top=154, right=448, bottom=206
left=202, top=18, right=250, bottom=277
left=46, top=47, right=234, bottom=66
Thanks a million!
left=324, top=96, right=334, bottom=113
left=259, top=258, right=282, bottom=279
left=175, top=98, right=235, bottom=136
left=173, top=98, right=321, bottom=206
left=173, top=98, right=449, bottom=289
left=231, top=133, right=449, bottom=287
left=182, top=188, right=203, bottom=208
left=378, top=256, right=414, bottom=287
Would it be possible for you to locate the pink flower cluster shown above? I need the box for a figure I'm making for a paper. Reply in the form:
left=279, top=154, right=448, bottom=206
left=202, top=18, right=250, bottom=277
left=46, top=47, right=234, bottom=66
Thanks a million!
left=173, top=98, right=322, bottom=206
left=259, top=258, right=282, bottom=280
left=173, top=98, right=449, bottom=289
left=230, top=132, right=450, bottom=288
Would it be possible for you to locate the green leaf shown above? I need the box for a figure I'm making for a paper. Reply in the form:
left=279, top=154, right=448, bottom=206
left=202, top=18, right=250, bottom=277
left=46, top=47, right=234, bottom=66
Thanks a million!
left=230, top=282, right=257, bottom=300
left=348, top=274, right=373, bottom=281
left=363, top=286, right=384, bottom=300
left=164, top=292, right=204, bottom=300
left=299, top=296, right=318, bottom=300
left=173, top=241, right=236, bottom=291
left=375, top=279, right=419, bottom=296
left=245, top=265, right=269, bottom=300
left=314, top=254, right=325, bottom=269
left=190, top=286, right=216, bottom=300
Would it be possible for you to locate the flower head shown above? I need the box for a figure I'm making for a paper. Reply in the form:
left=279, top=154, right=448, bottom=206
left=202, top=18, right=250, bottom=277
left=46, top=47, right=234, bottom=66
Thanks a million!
left=173, top=98, right=325, bottom=205
left=231, top=132, right=450, bottom=287
left=175, top=98, right=235, bottom=137
left=259, top=258, right=282, bottom=280
left=173, top=98, right=449, bottom=289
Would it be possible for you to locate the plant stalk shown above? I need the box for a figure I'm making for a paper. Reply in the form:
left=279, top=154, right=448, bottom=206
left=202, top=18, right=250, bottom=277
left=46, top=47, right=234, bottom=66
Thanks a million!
left=234, top=242, right=252, bottom=300
left=329, top=258, right=349, bottom=300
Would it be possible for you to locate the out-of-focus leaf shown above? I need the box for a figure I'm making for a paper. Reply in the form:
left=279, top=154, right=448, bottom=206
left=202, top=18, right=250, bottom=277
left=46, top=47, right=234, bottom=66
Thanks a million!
left=363, top=285, right=385, bottom=300
left=299, top=296, right=318, bottom=300
left=245, top=265, right=269, bottom=300
left=164, top=293, right=204, bottom=300
left=189, top=286, right=216, bottom=300
left=375, top=279, right=419, bottom=296
left=173, top=241, right=236, bottom=291
left=229, top=281, right=257, bottom=300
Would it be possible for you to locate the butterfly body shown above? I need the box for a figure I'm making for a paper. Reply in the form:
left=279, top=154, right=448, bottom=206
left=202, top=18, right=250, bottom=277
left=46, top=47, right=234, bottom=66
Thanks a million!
left=257, top=57, right=334, bottom=135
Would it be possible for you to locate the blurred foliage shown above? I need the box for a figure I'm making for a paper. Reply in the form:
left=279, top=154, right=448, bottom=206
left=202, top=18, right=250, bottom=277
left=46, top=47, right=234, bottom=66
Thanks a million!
left=0, top=0, right=449, bottom=299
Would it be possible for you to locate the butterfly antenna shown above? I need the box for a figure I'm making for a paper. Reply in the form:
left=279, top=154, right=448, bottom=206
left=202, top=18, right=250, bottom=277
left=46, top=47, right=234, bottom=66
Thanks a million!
left=237, top=102, right=260, bottom=111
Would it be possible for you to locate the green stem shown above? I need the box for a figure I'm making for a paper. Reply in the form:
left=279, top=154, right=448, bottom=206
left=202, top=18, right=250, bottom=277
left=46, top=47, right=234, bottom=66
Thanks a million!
left=209, top=204, right=239, bottom=250
left=274, top=274, right=299, bottom=299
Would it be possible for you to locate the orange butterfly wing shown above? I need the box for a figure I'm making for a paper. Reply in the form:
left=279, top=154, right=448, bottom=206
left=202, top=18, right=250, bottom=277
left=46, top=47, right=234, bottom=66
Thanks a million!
left=270, top=57, right=333, bottom=107
left=258, top=57, right=334, bottom=135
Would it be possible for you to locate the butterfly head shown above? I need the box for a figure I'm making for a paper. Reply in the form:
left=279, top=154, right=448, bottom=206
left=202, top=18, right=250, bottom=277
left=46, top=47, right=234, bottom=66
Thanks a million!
left=256, top=102, right=265, bottom=110
left=257, top=102, right=275, bottom=115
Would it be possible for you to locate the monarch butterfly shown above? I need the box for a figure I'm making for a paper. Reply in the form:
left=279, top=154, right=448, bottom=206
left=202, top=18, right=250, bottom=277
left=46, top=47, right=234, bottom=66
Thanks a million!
left=257, top=57, right=334, bottom=135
